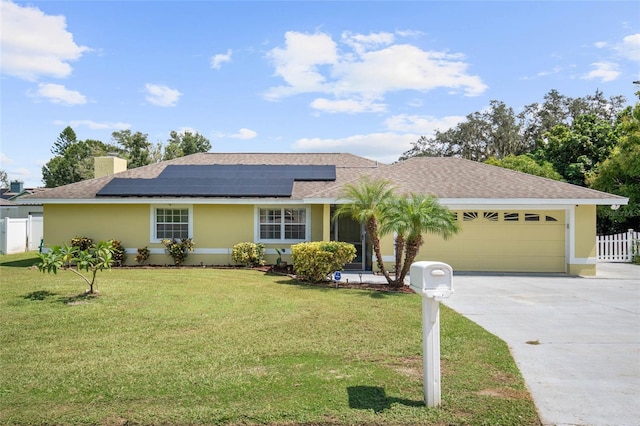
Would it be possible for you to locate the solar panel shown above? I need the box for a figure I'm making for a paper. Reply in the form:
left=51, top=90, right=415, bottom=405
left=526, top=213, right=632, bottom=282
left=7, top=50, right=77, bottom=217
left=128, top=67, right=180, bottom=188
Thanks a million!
left=96, top=164, right=336, bottom=198
left=159, top=164, right=336, bottom=181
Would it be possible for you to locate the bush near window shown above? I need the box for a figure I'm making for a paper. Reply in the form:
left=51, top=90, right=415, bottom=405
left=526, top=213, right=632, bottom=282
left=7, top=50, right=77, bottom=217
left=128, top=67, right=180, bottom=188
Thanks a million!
left=232, top=242, right=266, bottom=267
left=109, top=240, right=126, bottom=266
left=291, top=241, right=356, bottom=283
left=162, top=238, right=194, bottom=266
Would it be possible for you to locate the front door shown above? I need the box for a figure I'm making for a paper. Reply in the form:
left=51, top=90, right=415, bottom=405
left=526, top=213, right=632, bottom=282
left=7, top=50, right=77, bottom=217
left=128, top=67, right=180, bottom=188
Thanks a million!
left=331, top=208, right=370, bottom=270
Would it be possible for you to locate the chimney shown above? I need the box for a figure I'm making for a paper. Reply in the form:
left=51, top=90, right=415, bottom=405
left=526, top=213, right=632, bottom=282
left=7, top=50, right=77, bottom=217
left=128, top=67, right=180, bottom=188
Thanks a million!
left=94, top=154, right=127, bottom=178
left=9, top=180, right=23, bottom=193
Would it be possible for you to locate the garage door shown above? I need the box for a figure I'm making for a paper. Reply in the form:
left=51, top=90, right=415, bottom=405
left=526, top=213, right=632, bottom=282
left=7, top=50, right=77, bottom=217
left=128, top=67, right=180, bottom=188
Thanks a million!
left=417, top=210, right=566, bottom=273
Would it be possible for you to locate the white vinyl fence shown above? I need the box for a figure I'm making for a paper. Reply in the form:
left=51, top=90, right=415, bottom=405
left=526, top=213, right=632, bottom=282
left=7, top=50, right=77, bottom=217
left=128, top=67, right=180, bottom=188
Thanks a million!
left=0, top=216, right=44, bottom=255
left=596, top=229, right=638, bottom=262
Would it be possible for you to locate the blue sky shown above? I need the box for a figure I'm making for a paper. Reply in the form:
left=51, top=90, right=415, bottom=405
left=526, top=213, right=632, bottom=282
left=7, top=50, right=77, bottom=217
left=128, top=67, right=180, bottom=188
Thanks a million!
left=1, top=1, right=639, bottom=188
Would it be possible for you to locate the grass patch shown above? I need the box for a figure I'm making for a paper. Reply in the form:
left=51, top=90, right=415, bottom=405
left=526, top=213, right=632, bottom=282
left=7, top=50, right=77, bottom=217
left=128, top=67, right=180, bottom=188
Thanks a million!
left=1, top=253, right=540, bottom=425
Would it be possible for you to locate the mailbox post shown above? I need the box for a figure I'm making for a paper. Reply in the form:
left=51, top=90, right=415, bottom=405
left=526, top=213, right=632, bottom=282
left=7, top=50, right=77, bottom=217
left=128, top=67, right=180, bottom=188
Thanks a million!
left=409, top=261, right=454, bottom=407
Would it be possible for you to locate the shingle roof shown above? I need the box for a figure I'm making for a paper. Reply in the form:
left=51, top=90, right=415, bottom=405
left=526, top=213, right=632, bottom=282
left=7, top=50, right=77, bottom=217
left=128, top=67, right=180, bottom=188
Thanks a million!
left=309, top=157, right=625, bottom=201
left=20, top=152, right=626, bottom=204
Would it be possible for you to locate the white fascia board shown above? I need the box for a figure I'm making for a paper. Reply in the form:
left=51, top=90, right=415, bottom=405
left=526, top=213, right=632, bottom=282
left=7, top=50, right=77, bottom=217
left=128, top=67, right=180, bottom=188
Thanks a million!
left=438, top=198, right=629, bottom=207
left=23, top=196, right=629, bottom=207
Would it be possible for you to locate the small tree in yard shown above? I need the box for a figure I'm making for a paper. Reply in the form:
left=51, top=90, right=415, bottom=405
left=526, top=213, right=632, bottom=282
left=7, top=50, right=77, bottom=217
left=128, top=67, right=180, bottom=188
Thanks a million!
left=335, top=178, right=460, bottom=288
left=380, top=194, right=460, bottom=287
left=38, top=241, right=115, bottom=294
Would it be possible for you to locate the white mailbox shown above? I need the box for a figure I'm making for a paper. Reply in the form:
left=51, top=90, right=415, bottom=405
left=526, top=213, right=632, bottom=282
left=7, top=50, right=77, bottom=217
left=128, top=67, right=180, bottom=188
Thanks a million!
left=410, top=261, right=453, bottom=300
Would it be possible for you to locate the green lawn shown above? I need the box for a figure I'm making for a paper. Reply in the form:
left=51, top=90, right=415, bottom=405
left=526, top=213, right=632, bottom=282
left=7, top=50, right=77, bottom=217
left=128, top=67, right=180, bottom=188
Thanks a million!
left=0, top=253, right=540, bottom=425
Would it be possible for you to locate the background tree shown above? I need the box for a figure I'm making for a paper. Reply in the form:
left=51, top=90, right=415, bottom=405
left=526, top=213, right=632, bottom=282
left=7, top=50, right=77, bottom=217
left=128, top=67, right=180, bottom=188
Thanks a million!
left=485, top=154, right=564, bottom=180
left=588, top=99, right=640, bottom=233
left=0, top=170, right=9, bottom=188
left=163, top=130, right=211, bottom=160
left=401, top=101, right=524, bottom=161
left=536, top=114, right=618, bottom=185
left=402, top=89, right=627, bottom=164
left=42, top=128, right=114, bottom=188
left=518, top=89, right=626, bottom=150
left=111, top=130, right=152, bottom=169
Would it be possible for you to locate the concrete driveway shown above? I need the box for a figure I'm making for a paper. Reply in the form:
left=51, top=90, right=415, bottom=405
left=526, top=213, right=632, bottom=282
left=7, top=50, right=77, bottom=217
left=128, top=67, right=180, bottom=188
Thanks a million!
left=442, top=263, right=640, bottom=426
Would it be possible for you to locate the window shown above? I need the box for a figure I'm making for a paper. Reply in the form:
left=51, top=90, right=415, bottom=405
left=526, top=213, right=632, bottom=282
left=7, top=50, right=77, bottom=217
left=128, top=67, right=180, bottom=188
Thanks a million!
left=483, top=212, right=499, bottom=221
left=258, top=207, right=308, bottom=242
left=524, top=213, right=540, bottom=222
left=545, top=215, right=558, bottom=222
left=151, top=206, right=192, bottom=241
left=504, top=212, right=519, bottom=222
left=463, top=211, right=479, bottom=221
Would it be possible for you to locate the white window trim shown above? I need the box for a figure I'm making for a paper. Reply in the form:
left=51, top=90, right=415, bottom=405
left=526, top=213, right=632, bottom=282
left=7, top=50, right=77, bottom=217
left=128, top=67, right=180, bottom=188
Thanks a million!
left=254, top=205, right=310, bottom=244
left=149, top=205, right=194, bottom=243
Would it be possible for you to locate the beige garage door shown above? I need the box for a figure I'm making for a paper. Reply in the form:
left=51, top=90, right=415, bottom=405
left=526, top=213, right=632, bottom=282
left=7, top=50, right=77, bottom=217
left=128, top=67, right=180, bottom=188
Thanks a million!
left=417, top=210, right=566, bottom=273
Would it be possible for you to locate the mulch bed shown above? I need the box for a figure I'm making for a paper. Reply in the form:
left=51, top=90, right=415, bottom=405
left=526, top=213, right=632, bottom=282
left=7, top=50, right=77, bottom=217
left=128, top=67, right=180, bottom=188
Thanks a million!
left=114, top=264, right=415, bottom=294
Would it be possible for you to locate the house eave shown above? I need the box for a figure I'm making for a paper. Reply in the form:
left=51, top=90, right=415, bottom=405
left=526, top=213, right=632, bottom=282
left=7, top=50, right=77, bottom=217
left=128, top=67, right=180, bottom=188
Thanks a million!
left=23, top=196, right=629, bottom=207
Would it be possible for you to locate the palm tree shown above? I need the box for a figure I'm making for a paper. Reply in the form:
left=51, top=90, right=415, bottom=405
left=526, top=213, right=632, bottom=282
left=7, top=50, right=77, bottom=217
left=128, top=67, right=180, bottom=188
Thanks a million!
left=380, top=194, right=460, bottom=287
left=333, top=177, right=395, bottom=282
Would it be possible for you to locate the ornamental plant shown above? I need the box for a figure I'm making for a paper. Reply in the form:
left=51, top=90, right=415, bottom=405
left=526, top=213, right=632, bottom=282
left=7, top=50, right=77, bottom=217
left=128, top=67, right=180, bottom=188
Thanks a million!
left=70, top=236, right=94, bottom=251
left=135, top=246, right=151, bottom=265
left=38, top=241, right=115, bottom=294
left=232, top=242, right=266, bottom=267
left=291, top=241, right=356, bottom=283
left=109, top=239, right=126, bottom=266
left=162, top=238, right=194, bottom=266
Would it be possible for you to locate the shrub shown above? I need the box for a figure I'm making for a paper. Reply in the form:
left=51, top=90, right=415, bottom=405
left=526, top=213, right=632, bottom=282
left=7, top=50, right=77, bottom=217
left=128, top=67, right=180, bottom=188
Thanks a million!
left=291, top=241, right=356, bottom=283
left=70, top=236, right=93, bottom=251
left=109, top=240, right=126, bottom=266
left=135, top=246, right=151, bottom=265
left=162, top=238, right=195, bottom=266
left=232, top=242, right=266, bottom=267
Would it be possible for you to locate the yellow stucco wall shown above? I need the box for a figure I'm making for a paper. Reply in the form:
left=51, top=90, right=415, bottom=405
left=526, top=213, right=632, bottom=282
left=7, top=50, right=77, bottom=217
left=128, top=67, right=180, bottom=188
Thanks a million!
left=44, top=204, right=149, bottom=247
left=44, top=203, right=325, bottom=266
left=194, top=205, right=254, bottom=246
left=569, top=205, right=596, bottom=276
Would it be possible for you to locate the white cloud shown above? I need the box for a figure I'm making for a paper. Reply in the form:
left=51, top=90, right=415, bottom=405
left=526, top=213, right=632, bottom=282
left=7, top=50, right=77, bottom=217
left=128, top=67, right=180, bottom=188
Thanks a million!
left=594, top=41, right=608, bottom=49
left=33, top=83, right=86, bottom=105
left=0, top=0, right=90, bottom=81
left=341, top=31, right=395, bottom=55
left=265, top=31, right=338, bottom=99
left=53, top=119, right=131, bottom=130
left=384, top=114, right=465, bottom=134
left=145, top=83, right=182, bottom=107
left=231, top=128, right=257, bottom=140
left=293, top=132, right=419, bottom=164
left=617, top=33, right=640, bottom=62
left=212, top=128, right=258, bottom=140
left=211, top=49, right=232, bottom=69
left=582, top=62, right=621, bottom=82
left=310, top=97, right=386, bottom=113
left=0, top=152, right=14, bottom=165
left=264, top=30, right=487, bottom=109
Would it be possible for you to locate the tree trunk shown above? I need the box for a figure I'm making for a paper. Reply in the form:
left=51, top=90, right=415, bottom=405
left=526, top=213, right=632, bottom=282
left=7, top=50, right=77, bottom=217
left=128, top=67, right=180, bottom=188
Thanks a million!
left=367, top=219, right=392, bottom=284
left=397, top=235, right=424, bottom=286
